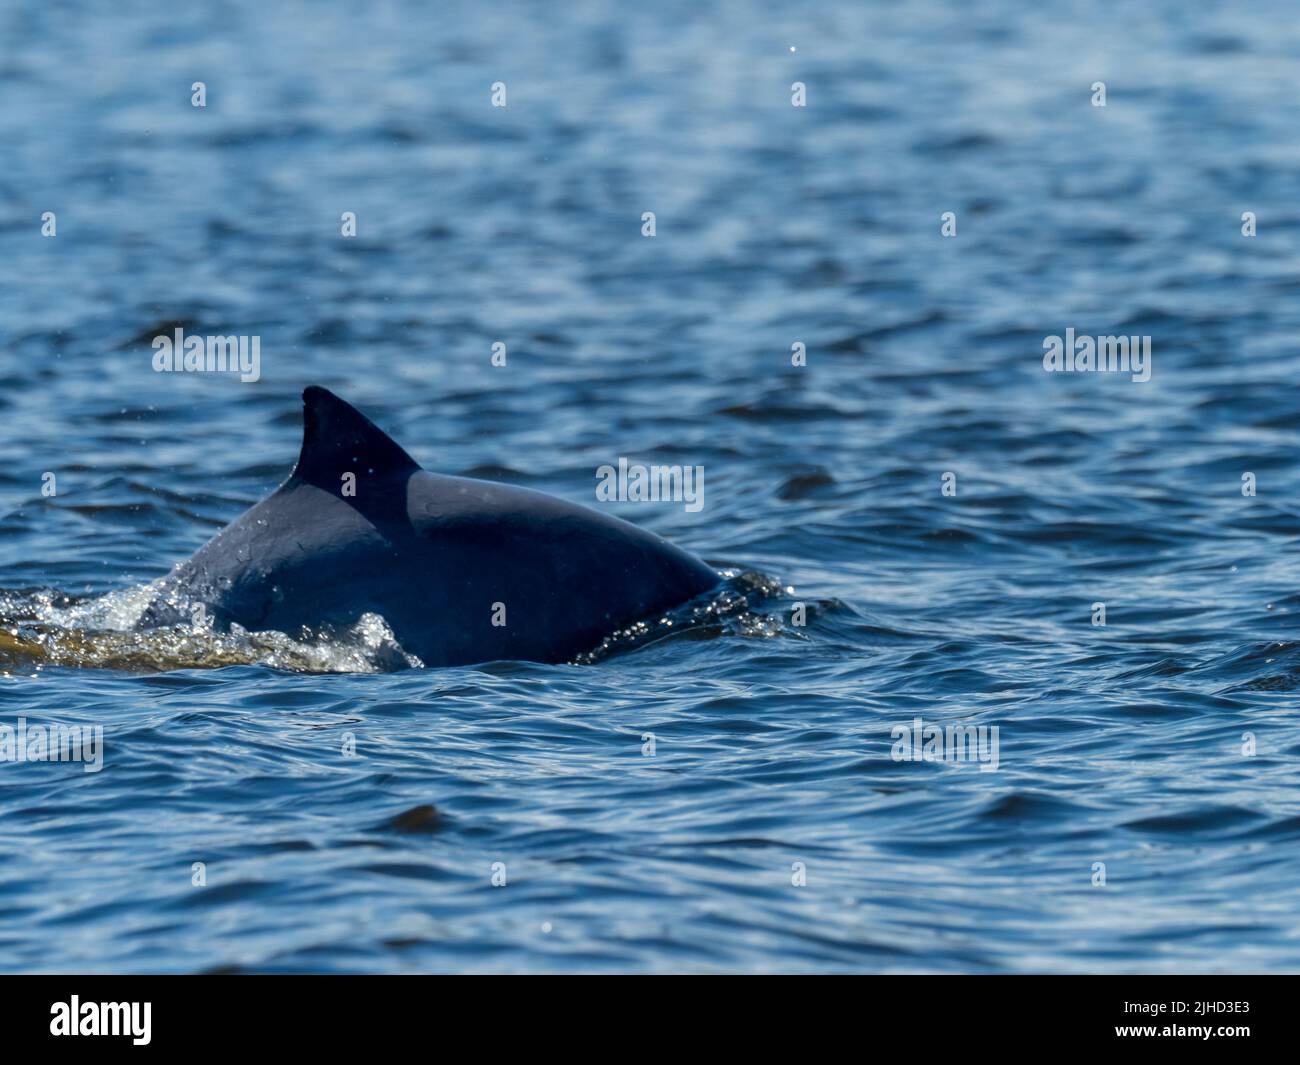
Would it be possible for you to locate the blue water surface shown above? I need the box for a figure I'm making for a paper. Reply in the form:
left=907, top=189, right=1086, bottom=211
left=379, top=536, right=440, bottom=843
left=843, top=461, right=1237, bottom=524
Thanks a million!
left=2, top=0, right=1300, bottom=972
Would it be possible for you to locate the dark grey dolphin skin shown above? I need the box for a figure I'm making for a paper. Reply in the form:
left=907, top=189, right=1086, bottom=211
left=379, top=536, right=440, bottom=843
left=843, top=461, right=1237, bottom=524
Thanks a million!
left=137, top=387, right=720, bottom=666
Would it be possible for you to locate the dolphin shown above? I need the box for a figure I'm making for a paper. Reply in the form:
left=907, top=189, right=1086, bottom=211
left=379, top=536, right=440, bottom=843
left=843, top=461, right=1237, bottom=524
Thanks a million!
left=136, top=386, right=721, bottom=666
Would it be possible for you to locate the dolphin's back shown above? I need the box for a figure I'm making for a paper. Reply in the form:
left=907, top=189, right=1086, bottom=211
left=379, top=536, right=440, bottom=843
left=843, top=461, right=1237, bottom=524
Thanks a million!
left=138, top=388, right=719, bottom=666
left=403, top=470, right=719, bottom=663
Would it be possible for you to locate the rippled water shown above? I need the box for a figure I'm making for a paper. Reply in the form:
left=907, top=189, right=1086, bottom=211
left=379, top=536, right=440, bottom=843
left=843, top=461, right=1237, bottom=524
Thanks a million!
left=3, top=0, right=1300, bottom=973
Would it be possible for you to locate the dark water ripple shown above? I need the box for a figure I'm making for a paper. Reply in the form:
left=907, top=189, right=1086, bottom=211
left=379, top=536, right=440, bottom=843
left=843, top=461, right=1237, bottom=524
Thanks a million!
left=2, top=0, right=1300, bottom=972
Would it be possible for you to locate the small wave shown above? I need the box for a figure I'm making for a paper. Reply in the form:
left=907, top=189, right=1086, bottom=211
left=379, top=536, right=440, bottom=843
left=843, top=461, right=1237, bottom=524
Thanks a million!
left=0, top=586, right=422, bottom=674
left=573, top=570, right=791, bottom=664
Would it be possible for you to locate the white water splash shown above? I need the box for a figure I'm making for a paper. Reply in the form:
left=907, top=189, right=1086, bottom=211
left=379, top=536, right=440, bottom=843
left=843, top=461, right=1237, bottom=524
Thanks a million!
left=0, top=585, right=423, bottom=674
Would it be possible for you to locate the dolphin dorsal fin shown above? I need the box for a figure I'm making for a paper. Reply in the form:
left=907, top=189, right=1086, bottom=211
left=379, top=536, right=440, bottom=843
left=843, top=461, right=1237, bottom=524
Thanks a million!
left=290, top=386, right=421, bottom=489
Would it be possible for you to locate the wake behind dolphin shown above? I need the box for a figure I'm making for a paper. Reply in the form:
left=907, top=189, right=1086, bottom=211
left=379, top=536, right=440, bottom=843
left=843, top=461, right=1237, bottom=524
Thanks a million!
left=133, top=387, right=723, bottom=667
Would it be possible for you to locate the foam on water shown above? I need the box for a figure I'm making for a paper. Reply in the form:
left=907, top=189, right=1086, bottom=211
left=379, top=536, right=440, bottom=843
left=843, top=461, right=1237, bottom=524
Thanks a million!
left=0, top=586, right=424, bottom=673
